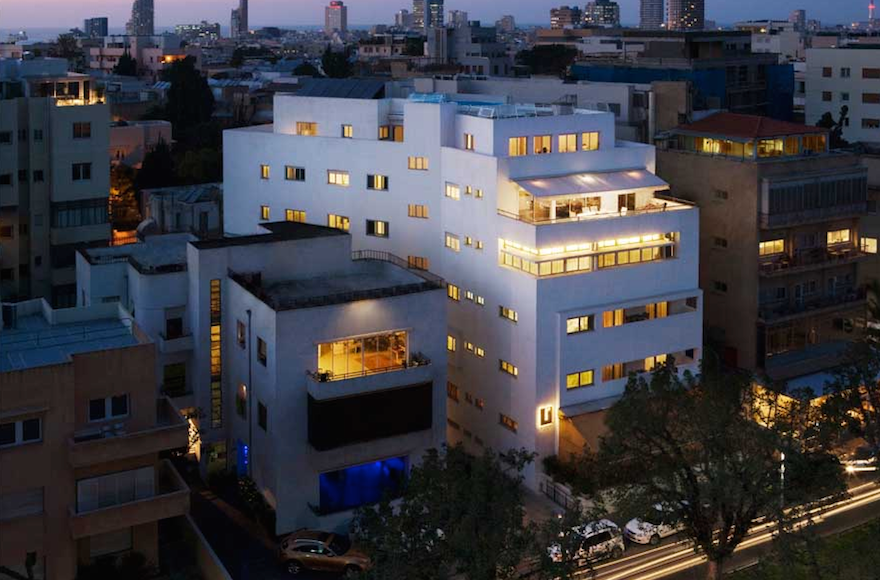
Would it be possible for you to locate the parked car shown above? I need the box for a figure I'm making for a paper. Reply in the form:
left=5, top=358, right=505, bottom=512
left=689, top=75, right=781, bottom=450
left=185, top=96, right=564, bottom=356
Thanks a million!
left=842, top=446, right=878, bottom=474
left=624, top=504, right=685, bottom=545
left=548, top=519, right=626, bottom=565
left=279, top=529, right=371, bottom=576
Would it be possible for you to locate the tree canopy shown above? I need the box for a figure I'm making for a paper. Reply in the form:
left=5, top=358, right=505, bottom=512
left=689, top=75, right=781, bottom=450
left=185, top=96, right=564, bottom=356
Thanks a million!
left=136, top=138, right=176, bottom=191
left=162, top=56, right=215, bottom=131
left=322, top=47, right=353, bottom=79
left=515, top=45, right=579, bottom=77
left=113, top=50, right=138, bottom=77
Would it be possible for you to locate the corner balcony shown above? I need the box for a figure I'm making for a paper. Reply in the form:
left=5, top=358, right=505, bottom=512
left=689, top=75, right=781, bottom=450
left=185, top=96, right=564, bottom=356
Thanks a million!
left=306, top=355, right=434, bottom=401
left=498, top=193, right=694, bottom=226
left=759, top=246, right=867, bottom=278
left=758, top=288, right=867, bottom=324
left=68, top=460, right=189, bottom=539
left=158, top=331, right=194, bottom=354
left=68, top=398, right=188, bottom=468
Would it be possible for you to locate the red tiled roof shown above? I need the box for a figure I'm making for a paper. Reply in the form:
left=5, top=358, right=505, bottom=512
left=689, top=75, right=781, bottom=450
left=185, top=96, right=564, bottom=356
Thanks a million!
left=676, top=113, right=828, bottom=139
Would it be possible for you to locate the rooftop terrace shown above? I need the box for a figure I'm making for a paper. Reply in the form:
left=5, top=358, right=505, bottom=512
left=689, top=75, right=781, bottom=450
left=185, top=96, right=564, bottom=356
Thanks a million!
left=82, top=234, right=193, bottom=274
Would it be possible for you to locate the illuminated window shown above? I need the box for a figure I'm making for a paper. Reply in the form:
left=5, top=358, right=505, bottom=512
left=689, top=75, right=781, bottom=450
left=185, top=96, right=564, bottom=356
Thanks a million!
left=393, top=126, right=404, bottom=142
left=341, top=124, right=353, bottom=138
left=558, top=133, right=577, bottom=153
left=408, top=204, right=429, bottom=218
left=602, top=363, right=624, bottom=382
left=236, top=384, right=247, bottom=418
left=603, top=309, right=624, bottom=328
left=447, top=382, right=459, bottom=401
left=533, top=135, right=552, bottom=154
left=327, top=170, right=350, bottom=186
left=210, top=279, right=222, bottom=428
left=827, top=229, right=851, bottom=245
left=464, top=341, right=474, bottom=353
left=260, top=205, right=270, bottom=221
left=328, top=214, right=350, bottom=231
left=366, top=220, right=389, bottom=237
left=539, top=406, right=554, bottom=427
left=296, top=122, right=317, bottom=136
left=260, top=164, right=270, bottom=180
left=408, top=156, right=429, bottom=170
left=445, top=183, right=461, bottom=199
left=367, top=174, right=388, bottom=190
left=257, top=337, right=267, bottom=366
left=508, top=136, right=527, bottom=157
left=566, top=314, right=593, bottom=334
left=499, top=413, right=518, bottom=432
left=448, top=284, right=461, bottom=301
left=475, top=295, right=485, bottom=306
left=475, top=189, right=483, bottom=199
left=646, top=301, right=668, bottom=319
left=475, top=398, right=485, bottom=410
left=758, top=239, right=785, bottom=256
left=317, top=331, right=408, bottom=379
left=378, top=125, right=391, bottom=140
left=465, top=186, right=473, bottom=196
left=285, top=166, right=305, bottom=181
left=581, top=131, right=600, bottom=151
left=475, top=240, right=484, bottom=250
left=861, top=237, right=878, bottom=254
left=445, top=233, right=461, bottom=252
left=465, top=236, right=473, bottom=246
left=464, top=133, right=475, bottom=150
left=500, top=360, right=518, bottom=377
left=408, top=256, right=429, bottom=270
left=645, top=353, right=668, bottom=371
left=447, top=335, right=457, bottom=352
left=474, top=346, right=485, bottom=357
left=499, top=306, right=518, bottom=322
left=285, top=209, right=306, bottom=223
left=566, top=369, right=594, bottom=389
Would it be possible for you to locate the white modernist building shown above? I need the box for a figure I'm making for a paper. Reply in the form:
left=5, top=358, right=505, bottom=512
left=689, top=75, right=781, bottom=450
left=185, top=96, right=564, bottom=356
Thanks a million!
left=76, top=223, right=448, bottom=533
left=222, top=93, right=703, bottom=488
left=806, top=47, right=880, bottom=145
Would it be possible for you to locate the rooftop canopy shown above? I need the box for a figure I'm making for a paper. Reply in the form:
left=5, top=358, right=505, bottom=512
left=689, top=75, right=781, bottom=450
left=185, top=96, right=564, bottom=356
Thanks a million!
left=515, top=169, right=668, bottom=198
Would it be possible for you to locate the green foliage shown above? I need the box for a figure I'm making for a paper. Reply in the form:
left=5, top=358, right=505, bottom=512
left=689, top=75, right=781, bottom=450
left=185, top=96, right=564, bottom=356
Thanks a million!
left=404, top=37, right=426, bottom=57
left=822, top=341, right=880, bottom=459
left=815, top=106, right=849, bottom=149
left=163, top=57, right=215, bottom=131
left=293, top=61, right=320, bottom=76
left=515, top=45, right=578, bottom=77
left=109, top=164, right=141, bottom=229
left=136, top=138, right=176, bottom=191
left=322, top=47, right=353, bottom=79
left=529, top=504, right=600, bottom=580
left=176, top=148, right=222, bottom=185
left=113, top=50, right=138, bottom=77
left=238, top=475, right=276, bottom=534
left=353, top=445, right=536, bottom=580
left=541, top=453, right=599, bottom=496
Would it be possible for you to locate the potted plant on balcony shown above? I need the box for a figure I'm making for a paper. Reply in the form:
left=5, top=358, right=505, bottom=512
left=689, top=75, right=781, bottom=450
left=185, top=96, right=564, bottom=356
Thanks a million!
left=410, top=352, right=430, bottom=367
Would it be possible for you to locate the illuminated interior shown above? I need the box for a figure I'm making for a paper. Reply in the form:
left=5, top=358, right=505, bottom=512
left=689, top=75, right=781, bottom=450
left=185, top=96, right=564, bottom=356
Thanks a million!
left=317, top=331, right=408, bottom=380
left=674, top=133, right=828, bottom=159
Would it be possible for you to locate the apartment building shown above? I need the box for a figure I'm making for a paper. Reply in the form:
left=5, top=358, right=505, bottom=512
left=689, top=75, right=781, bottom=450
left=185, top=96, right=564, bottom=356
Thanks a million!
left=109, top=119, right=172, bottom=168
left=89, top=36, right=199, bottom=82
left=805, top=46, right=880, bottom=145
left=76, top=223, right=448, bottom=532
left=656, top=113, right=869, bottom=382
left=140, top=183, right=223, bottom=238
left=222, top=93, right=703, bottom=487
left=550, top=5, right=583, bottom=29
left=0, top=58, right=111, bottom=307
left=734, top=20, right=804, bottom=62
left=0, top=299, right=189, bottom=580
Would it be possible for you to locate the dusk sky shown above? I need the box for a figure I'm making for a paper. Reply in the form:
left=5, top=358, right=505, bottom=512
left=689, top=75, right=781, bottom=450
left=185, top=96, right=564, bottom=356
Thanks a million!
left=0, top=0, right=874, bottom=29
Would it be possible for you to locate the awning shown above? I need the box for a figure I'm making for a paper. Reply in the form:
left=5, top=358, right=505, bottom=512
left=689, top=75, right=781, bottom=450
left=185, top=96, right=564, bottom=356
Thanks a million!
left=515, top=169, right=668, bottom=198
left=559, top=395, right=622, bottom=418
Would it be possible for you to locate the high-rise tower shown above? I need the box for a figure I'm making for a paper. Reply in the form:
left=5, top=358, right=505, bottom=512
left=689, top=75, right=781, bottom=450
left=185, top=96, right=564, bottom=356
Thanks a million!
left=640, top=0, right=664, bottom=29
left=231, top=0, right=249, bottom=40
left=126, top=0, right=154, bottom=36
left=666, top=0, right=704, bottom=31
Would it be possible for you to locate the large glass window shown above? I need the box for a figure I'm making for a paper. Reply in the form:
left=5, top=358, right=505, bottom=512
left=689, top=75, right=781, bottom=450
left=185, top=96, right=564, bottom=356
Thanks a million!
left=296, top=122, right=317, bottom=136
left=317, top=331, right=408, bottom=380
left=558, top=133, right=577, bottom=153
left=827, top=229, right=851, bottom=245
left=581, top=131, right=600, bottom=151
left=533, top=135, right=552, bottom=154
left=508, top=137, right=527, bottom=157
left=759, top=239, right=785, bottom=256
left=319, top=456, right=407, bottom=514
left=76, top=467, right=154, bottom=513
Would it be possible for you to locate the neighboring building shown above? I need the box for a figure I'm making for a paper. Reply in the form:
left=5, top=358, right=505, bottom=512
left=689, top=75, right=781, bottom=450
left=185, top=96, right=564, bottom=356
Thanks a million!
left=426, top=22, right=514, bottom=76
left=231, top=0, right=249, bottom=40
left=174, top=21, right=222, bottom=44
left=325, top=1, right=349, bottom=36
left=656, top=113, right=869, bottom=381
left=666, top=0, right=704, bottom=31
left=789, top=9, right=806, bottom=32
left=584, top=0, right=621, bottom=28
left=126, top=0, right=155, bottom=36
left=89, top=35, right=199, bottom=82
left=222, top=92, right=703, bottom=488
left=805, top=47, right=880, bottom=145
left=496, top=15, right=517, bottom=34
left=0, top=57, right=110, bottom=307
left=141, top=183, right=223, bottom=238
left=426, top=0, right=445, bottom=29
left=551, top=5, right=583, bottom=30
left=83, top=18, right=109, bottom=39
left=109, top=119, right=172, bottom=168
left=859, top=151, right=880, bottom=286
left=640, top=0, right=665, bottom=30
left=395, top=9, right=413, bottom=29
left=449, top=10, right=469, bottom=29
left=77, top=222, right=448, bottom=532
left=0, top=298, right=190, bottom=580
left=412, top=0, right=426, bottom=31
left=734, top=20, right=803, bottom=62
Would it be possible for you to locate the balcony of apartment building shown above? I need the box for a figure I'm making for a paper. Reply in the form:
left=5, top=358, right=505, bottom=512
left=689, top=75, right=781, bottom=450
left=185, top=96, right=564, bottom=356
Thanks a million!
left=759, top=244, right=868, bottom=278
left=158, top=316, right=194, bottom=354
left=68, top=397, right=188, bottom=468
left=758, top=285, right=866, bottom=325
left=596, top=348, right=700, bottom=393
left=68, top=459, right=190, bottom=539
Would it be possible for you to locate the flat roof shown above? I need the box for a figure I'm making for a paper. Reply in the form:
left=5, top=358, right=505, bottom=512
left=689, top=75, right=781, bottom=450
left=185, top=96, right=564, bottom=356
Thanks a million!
left=83, top=234, right=192, bottom=274
left=192, top=221, right=347, bottom=250
left=515, top=169, right=668, bottom=197
left=1, top=315, right=138, bottom=372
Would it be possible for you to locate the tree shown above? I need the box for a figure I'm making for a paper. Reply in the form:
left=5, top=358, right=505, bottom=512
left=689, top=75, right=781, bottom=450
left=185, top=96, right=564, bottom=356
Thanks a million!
left=530, top=503, right=602, bottom=580
left=322, top=46, right=353, bottom=79
left=293, top=61, right=320, bottom=77
left=113, top=50, right=138, bottom=77
left=822, top=341, right=880, bottom=460
left=587, top=361, right=843, bottom=580
left=163, top=56, right=215, bottom=131
left=109, top=164, right=141, bottom=228
left=815, top=105, right=849, bottom=149
left=176, top=148, right=222, bottom=185
left=353, top=445, right=535, bottom=580
left=404, top=37, right=426, bottom=57
left=515, top=45, right=578, bottom=77
left=136, top=138, right=176, bottom=190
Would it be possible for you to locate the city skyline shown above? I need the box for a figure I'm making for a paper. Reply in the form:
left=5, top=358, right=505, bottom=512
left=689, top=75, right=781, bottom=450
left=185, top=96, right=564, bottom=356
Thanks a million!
left=0, top=0, right=875, bottom=30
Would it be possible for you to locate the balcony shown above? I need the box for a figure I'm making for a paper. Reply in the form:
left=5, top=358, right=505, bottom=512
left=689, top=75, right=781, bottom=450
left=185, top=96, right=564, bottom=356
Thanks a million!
left=68, top=398, right=188, bottom=468
left=758, top=288, right=866, bottom=324
left=498, top=194, right=694, bottom=226
left=68, top=460, right=189, bottom=539
left=759, top=202, right=866, bottom=229
left=306, top=356, right=434, bottom=401
left=158, top=331, right=194, bottom=354
left=759, top=246, right=867, bottom=278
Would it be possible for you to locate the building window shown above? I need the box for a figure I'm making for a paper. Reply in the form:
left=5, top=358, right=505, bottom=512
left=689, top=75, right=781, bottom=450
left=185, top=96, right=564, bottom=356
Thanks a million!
left=0, top=174, right=11, bottom=186
left=447, top=335, right=457, bottom=352
left=237, top=320, right=246, bottom=348
left=822, top=66, right=832, bottom=78
left=318, top=457, right=407, bottom=514
left=408, top=204, right=429, bottom=218
left=210, top=279, right=222, bottom=428
left=73, top=122, right=91, bottom=139
left=33, top=170, right=44, bottom=183
left=475, top=398, right=485, bottom=410
left=0, top=418, right=42, bottom=448
left=864, top=93, right=880, bottom=105
left=500, top=359, right=518, bottom=377
left=408, top=256, right=429, bottom=270
left=861, top=237, right=878, bottom=254
left=827, top=229, right=851, bottom=245
left=285, top=166, right=305, bottom=181
left=533, top=135, right=552, bottom=154
left=499, top=413, right=518, bottom=433
left=841, top=67, right=851, bottom=78
left=447, top=382, right=459, bottom=401
left=88, top=395, right=129, bottom=422
left=499, top=306, right=518, bottom=322
left=0, top=131, right=11, bottom=144
left=76, top=467, right=153, bottom=513
left=51, top=198, right=108, bottom=228
left=842, top=92, right=850, bottom=102
left=71, top=162, right=92, bottom=181
left=327, top=170, right=350, bottom=186
left=236, top=384, right=247, bottom=418
left=341, top=124, right=353, bottom=138
left=863, top=68, right=880, bottom=79
left=260, top=205, right=270, bottom=220
left=558, top=133, right=577, bottom=153
left=258, top=402, right=267, bottom=431
left=33, top=129, right=43, bottom=141
left=378, top=125, right=391, bottom=140
left=603, top=309, right=624, bottom=328
left=286, top=209, right=306, bottom=223
left=475, top=188, right=484, bottom=199
left=475, top=240, right=484, bottom=250
left=257, top=337, right=267, bottom=366
left=260, top=164, right=270, bottom=180
left=328, top=214, right=350, bottom=231
left=408, top=156, right=429, bottom=170
left=296, top=122, right=317, bottom=136
left=445, top=183, right=460, bottom=199
left=566, top=369, right=595, bottom=389
left=759, top=239, right=784, bottom=256
left=0, top=488, right=44, bottom=520
left=567, top=314, right=594, bottom=334
left=366, top=219, right=389, bottom=237
left=862, top=119, right=880, bottom=129
left=445, top=233, right=460, bottom=252
left=508, top=136, right=527, bottom=157
left=582, top=131, right=600, bottom=151
left=317, top=331, right=408, bottom=379
left=367, top=174, right=389, bottom=190
left=602, top=363, right=625, bottom=382
left=713, top=281, right=728, bottom=293
left=448, top=284, right=461, bottom=301
left=464, top=133, right=475, bottom=150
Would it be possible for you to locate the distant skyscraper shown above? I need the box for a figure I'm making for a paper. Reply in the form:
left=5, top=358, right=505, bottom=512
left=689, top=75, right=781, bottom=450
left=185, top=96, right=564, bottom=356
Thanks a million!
left=666, top=0, right=704, bottom=30
left=325, top=1, right=348, bottom=35
left=449, top=10, right=469, bottom=28
left=788, top=9, right=806, bottom=31
left=584, top=0, right=620, bottom=27
left=126, top=0, right=154, bottom=36
left=231, top=0, right=249, bottom=39
left=550, top=5, right=583, bottom=29
left=426, top=0, right=445, bottom=29
left=395, top=9, right=414, bottom=29
left=640, top=0, right=664, bottom=29
left=496, top=14, right=516, bottom=33
left=413, top=0, right=426, bottom=31
left=84, top=17, right=109, bottom=38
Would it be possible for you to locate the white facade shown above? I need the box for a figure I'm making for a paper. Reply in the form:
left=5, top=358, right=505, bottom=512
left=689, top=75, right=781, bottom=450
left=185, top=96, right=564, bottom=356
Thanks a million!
left=109, top=120, right=172, bottom=167
left=222, top=93, right=703, bottom=487
left=806, top=47, right=880, bottom=145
